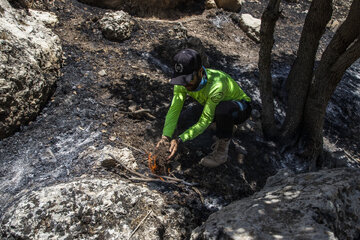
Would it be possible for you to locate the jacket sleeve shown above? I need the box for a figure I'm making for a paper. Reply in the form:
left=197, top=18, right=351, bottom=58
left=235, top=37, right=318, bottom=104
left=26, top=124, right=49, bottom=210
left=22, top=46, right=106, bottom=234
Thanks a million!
left=179, top=83, right=225, bottom=142
left=162, top=85, right=187, bottom=138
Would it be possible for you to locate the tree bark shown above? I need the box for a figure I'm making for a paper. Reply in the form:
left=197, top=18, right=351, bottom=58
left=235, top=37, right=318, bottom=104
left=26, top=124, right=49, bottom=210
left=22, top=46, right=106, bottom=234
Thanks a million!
left=258, top=0, right=281, bottom=139
left=281, top=0, right=332, bottom=140
left=301, top=0, right=360, bottom=164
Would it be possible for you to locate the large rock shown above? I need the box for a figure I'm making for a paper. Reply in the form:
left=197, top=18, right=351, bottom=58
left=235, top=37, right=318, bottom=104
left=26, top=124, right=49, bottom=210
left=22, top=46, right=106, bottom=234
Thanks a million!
left=0, top=0, right=62, bottom=139
left=191, top=168, right=360, bottom=240
left=1, top=177, right=192, bottom=239
left=98, top=11, right=134, bottom=42
left=215, top=0, right=242, bottom=12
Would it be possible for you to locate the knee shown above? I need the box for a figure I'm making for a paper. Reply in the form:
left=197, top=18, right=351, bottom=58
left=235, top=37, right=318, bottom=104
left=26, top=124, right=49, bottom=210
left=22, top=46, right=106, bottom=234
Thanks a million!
left=215, top=101, right=231, bottom=117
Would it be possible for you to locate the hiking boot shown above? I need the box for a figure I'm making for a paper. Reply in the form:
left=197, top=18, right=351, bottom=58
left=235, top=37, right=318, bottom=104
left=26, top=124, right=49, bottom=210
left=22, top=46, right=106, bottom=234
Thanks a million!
left=199, top=138, right=230, bottom=168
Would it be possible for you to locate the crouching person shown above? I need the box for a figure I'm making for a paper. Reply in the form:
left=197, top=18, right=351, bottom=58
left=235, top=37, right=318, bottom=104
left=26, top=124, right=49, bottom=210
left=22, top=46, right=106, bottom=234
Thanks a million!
left=156, top=49, right=251, bottom=167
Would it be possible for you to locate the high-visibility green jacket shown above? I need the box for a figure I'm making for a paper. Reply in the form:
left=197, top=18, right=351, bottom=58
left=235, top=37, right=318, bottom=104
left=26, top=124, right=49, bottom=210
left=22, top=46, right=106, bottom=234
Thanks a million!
left=163, top=68, right=251, bottom=142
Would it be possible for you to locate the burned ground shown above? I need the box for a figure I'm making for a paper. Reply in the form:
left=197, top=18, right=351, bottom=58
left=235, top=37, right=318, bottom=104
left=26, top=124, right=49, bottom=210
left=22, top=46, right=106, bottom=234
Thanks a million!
left=0, top=0, right=359, bottom=237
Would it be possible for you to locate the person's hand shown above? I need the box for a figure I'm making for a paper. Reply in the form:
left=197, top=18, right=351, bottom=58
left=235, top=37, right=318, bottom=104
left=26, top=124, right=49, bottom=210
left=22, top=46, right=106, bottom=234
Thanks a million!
left=168, top=138, right=181, bottom=160
left=156, top=135, right=170, bottom=149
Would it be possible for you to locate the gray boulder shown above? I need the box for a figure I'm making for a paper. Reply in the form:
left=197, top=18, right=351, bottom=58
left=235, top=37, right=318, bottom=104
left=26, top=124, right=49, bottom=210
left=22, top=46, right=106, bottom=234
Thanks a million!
left=191, top=168, right=360, bottom=240
left=99, top=11, right=134, bottom=42
left=1, top=177, right=192, bottom=239
left=0, top=0, right=62, bottom=139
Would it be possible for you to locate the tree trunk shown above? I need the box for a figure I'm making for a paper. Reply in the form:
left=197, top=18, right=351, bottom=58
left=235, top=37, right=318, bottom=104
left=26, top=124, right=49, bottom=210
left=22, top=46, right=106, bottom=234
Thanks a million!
left=301, top=0, right=360, bottom=166
left=281, top=0, right=332, bottom=140
left=258, top=0, right=281, bottom=139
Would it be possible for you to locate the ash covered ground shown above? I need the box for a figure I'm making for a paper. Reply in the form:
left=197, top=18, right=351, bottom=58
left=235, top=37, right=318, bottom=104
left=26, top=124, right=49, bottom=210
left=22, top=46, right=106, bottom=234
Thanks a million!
left=0, top=0, right=359, bottom=235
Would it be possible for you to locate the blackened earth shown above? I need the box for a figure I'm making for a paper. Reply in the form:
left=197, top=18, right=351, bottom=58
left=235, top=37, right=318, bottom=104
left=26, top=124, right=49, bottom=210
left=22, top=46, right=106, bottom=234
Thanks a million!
left=0, top=0, right=359, bottom=237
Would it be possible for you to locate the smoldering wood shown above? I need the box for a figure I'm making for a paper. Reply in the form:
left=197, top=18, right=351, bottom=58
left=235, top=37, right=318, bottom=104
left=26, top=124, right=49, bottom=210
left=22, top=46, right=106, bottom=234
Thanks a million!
left=107, top=153, right=197, bottom=186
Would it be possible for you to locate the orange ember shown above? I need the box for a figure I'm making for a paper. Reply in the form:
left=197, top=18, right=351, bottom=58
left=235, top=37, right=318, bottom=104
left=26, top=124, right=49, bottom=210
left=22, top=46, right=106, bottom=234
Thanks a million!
left=148, top=152, right=158, bottom=173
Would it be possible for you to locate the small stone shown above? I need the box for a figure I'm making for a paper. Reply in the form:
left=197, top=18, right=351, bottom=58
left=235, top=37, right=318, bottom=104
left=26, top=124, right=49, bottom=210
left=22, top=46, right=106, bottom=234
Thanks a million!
left=128, top=104, right=137, bottom=112
left=205, top=0, right=217, bottom=9
left=98, top=70, right=107, bottom=76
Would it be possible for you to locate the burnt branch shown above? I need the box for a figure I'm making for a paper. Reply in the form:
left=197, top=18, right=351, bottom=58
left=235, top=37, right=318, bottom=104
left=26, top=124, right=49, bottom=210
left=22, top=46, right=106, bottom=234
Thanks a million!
left=331, top=36, right=360, bottom=74
left=107, top=153, right=197, bottom=186
left=315, top=0, right=360, bottom=78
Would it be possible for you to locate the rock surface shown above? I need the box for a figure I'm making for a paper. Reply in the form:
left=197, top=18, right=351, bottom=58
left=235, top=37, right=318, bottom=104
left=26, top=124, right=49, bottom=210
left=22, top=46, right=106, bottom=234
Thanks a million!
left=191, top=168, right=360, bottom=240
left=238, top=13, right=261, bottom=43
left=0, top=0, right=62, bottom=139
left=1, top=177, right=192, bottom=239
left=98, top=10, right=134, bottom=42
left=215, top=0, right=242, bottom=12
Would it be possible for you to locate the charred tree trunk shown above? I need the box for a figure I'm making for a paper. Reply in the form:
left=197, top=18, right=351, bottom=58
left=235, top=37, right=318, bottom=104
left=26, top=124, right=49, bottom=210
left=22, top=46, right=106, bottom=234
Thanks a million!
left=281, top=0, right=332, bottom=140
left=258, top=0, right=360, bottom=171
left=301, top=0, right=360, bottom=166
left=258, top=0, right=281, bottom=139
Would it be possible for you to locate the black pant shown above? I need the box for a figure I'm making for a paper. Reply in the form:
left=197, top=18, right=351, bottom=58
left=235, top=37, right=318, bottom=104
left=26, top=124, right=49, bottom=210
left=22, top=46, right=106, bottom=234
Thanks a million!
left=215, top=100, right=252, bottom=139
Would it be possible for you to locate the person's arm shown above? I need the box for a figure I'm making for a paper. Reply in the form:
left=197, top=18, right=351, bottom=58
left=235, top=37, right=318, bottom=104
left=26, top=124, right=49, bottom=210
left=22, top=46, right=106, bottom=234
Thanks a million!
left=179, top=85, right=225, bottom=142
left=162, top=85, right=187, bottom=138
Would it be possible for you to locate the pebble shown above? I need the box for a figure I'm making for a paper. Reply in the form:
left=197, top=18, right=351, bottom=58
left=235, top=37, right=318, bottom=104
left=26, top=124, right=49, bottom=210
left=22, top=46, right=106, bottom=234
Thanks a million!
left=98, top=70, right=107, bottom=76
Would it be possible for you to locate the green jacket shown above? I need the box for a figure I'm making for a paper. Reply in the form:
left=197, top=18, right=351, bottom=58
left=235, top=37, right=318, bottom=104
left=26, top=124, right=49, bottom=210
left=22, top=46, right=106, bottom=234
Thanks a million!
left=163, top=68, right=251, bottom=142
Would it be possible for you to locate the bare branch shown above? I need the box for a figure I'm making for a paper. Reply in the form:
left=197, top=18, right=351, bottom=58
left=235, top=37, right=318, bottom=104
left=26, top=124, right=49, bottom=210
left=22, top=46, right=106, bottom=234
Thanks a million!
left=108, top=153, right=151, bottom=179
left=107, top=153, right=197, bottom=186
left=128, top=210, right=153, bottom=240
left=331, top=36, right=360, bottom=73
left=315, top=0, right=360, bottom=77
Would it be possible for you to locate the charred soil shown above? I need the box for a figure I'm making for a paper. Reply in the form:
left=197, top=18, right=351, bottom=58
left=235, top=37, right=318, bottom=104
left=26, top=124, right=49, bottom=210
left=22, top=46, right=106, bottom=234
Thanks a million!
left=0, top=0, right=359, bottom=237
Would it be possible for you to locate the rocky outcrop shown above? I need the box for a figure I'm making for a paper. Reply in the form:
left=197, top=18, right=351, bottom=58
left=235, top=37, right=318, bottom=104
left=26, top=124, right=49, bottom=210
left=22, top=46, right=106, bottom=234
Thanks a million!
left=0, top=0, right=62, bottom=139
left=1, top=177, right=193, bottom=239
left=191, top=168, right=360, bottom=240
left=215, top=0, right=242, bottom=12
left=99, top=11, right=134, bottom=42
